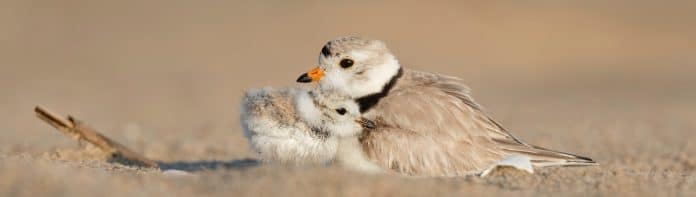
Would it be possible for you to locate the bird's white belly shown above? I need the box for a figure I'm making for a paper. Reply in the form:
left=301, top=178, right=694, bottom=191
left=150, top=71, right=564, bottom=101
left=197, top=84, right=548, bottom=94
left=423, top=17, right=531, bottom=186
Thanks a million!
left=335, top=137, right=382, bottom=173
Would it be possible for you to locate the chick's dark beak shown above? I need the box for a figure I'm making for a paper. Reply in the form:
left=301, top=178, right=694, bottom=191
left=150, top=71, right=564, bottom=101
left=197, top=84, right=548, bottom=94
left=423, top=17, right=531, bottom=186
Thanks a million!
left=357, top=118, right=376, bottom=129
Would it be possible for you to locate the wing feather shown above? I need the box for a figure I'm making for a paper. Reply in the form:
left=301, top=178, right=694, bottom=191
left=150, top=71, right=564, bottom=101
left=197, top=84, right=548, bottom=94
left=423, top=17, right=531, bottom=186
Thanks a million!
left=360, top=70, right=595, bottom=176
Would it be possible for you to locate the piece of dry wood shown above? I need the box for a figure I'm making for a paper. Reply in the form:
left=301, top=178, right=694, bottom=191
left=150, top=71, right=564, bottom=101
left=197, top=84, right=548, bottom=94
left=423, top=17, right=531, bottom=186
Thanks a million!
left=35, top=106, right=159, bottom=168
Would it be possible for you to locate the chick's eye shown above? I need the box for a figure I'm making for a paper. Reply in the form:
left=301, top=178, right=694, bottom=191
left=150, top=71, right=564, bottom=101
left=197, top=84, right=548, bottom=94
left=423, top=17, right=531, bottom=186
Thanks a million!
left=335, top=108, right=347, bottom=115
left=339, top=59, right=354, bottom=68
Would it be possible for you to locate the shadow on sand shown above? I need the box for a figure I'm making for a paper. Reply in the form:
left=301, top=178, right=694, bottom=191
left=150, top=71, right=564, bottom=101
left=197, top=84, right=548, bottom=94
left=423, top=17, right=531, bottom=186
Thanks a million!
left=156, top=158, right=261, bottom=172
left=106, top=156, right=262, bottom=172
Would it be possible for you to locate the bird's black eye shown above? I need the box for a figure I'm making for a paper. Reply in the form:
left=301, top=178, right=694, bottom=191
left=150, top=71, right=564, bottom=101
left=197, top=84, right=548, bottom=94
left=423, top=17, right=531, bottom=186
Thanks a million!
left=339, top=59, right=354, bottom=68
left=335, top=108, right=347, bottom=115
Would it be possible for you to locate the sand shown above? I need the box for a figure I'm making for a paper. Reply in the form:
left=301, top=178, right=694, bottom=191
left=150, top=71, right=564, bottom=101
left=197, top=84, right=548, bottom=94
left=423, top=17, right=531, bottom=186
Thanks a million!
left=1, top=1, right=695, bottom=196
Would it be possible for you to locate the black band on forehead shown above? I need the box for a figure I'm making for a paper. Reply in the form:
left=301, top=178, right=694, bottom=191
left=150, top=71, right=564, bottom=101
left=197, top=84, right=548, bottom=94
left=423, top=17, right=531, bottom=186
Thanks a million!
left=355, top=67, right=403, bottom=113
left=321, top=44, right=331, bottom=57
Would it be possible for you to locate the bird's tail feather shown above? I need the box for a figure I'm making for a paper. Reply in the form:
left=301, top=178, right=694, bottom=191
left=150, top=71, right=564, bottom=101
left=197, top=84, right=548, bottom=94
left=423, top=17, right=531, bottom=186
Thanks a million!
left=500, top=144, right=597, bottom=167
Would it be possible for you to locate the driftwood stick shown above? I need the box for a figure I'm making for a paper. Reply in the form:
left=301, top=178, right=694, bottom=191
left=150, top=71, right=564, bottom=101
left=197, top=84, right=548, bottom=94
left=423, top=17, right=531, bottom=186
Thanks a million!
left=34, top=106, right=159, bottom=168
left=35, top=106, right=76, bottom=137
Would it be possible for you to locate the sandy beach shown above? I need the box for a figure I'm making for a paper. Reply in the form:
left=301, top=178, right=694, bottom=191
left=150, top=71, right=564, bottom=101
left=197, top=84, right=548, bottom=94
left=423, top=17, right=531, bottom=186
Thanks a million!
left=1, top=1, right=694, bottom=196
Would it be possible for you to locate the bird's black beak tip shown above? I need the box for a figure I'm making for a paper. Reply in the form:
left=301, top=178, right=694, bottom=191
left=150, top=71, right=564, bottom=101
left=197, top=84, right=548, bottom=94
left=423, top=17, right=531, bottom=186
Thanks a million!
left=360, top=118, right=376, bottom=129
left=296, top=73, right=312, bottom=83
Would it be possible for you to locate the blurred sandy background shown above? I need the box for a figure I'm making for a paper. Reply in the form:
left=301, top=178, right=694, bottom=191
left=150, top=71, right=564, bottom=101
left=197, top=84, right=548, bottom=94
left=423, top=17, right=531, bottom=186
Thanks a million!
left=1, top=0, right=695, bottom=196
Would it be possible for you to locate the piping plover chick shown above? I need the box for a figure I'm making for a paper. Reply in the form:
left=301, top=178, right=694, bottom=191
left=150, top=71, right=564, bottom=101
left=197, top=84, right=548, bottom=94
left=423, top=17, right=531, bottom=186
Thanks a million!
left=240, top=87, right=373, bottom=165
left=296, top=35, right=596, bottom=176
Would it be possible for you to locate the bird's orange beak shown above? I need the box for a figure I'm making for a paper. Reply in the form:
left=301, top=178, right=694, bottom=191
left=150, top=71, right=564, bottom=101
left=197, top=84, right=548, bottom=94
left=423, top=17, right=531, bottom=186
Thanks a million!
left=296, top=67, right=324, bottom=83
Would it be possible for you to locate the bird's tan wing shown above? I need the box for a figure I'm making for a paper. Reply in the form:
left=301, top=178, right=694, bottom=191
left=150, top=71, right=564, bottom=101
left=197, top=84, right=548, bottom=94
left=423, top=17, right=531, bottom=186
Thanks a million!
left=409, top=71, right=533, bottom=145
left=424, top=73, right=596, bottom=167
left=360, top=70, right=594, bottom=176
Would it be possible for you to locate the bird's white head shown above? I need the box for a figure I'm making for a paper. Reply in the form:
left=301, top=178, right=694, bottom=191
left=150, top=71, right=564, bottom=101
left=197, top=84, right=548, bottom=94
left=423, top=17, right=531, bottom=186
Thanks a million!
left=294, top=89, right=373, bottom=138
left=296, top=36, right=401, bottom=98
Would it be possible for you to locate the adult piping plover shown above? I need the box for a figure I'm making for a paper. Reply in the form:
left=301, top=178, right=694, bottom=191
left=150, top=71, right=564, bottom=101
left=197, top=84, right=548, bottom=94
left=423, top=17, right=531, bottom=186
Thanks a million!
left=296, top=36, right=597, bottom=176
left=240, top=87, right=374, bottom=165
